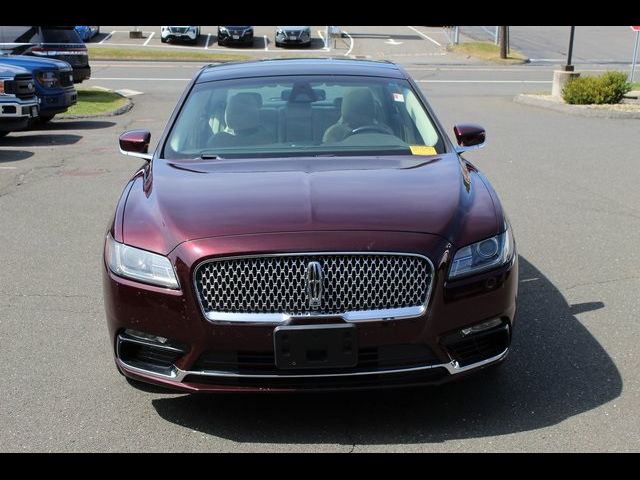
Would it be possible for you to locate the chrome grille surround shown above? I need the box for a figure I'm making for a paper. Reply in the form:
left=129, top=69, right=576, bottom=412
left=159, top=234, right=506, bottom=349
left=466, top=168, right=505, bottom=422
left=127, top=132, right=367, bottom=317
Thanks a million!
left=194, top=252, right=434, bottom=324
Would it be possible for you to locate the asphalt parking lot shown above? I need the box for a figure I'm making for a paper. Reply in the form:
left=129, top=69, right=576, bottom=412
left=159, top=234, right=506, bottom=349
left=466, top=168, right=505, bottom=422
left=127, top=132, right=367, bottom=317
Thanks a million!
left=1, top=26, right=639, bottom=452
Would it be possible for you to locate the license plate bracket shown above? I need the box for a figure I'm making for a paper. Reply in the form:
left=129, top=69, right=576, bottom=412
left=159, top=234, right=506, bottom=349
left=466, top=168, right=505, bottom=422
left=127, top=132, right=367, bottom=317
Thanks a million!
left=274, top=324, right=357, bottom=370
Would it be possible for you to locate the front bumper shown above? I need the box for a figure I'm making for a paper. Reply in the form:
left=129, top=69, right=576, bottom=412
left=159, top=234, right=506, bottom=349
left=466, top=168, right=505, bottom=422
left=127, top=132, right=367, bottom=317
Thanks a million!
left=38, top=88, right=77, bottom=115
left=218, top=32, right=254, bottom=45
left=104, top=231, right=518, bottom=392
left=72, top=67, right=91, bottom=84
left=275, top=34, right=311, bottom=46
left=0, top=99, right=39, bottom=131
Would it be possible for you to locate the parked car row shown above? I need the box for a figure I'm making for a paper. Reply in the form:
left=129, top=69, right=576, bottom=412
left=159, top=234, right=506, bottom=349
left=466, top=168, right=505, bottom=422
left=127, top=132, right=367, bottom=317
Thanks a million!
left=0, top=26, right=91, bottom=83
left=160, top=26, right=313, bottom=48
left=0, top=54, right=78, bottom=136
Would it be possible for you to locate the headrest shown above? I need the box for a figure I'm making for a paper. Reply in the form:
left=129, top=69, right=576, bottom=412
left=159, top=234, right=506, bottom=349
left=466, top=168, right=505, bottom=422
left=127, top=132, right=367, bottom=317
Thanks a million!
left=341, top=88, right=375, bottom=128
left=225, top=92, right=260, bottom=132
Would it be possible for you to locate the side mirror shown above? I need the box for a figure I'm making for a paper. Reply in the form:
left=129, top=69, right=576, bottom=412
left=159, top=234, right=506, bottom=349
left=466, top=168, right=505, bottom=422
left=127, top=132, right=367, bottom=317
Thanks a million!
left=119, top=130, right=152, bottom=161
left=453, top=124, right=486, bottom=152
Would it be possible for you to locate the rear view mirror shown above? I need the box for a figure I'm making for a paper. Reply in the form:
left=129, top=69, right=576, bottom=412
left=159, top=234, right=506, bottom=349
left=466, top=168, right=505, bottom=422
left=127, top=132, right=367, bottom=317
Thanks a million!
left=453, top=123, right=486, bottom=152
left=119, top=130, right=152, bottom=161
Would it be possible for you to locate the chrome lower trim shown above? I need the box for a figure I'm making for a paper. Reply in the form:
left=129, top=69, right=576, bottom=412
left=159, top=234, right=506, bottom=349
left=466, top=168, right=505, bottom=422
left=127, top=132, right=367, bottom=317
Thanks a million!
left=203, top=305, right=427, bottom=324
left=194, top=252, right=435, bottom=325
left=117, top=347, right=509, bottom=384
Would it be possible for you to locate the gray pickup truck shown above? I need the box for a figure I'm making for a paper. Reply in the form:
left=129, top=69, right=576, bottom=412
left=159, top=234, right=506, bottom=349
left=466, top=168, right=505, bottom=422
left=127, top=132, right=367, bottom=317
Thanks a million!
left=0, top=63, right=39, bottom=137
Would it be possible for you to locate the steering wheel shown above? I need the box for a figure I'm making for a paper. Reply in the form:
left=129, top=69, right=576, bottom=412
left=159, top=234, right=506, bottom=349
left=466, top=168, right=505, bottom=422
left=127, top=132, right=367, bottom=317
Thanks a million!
left=347, top=124, right=392, bottom=136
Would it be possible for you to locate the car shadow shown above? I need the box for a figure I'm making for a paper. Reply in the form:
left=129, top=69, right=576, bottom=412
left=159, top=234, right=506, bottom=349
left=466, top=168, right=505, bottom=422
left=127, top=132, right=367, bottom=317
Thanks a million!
left=0, top=134, right=82, bottom=147
left=150, top=255, right=622, bottom=445
left=0, top=149, right=34, bottom=163
left=29, top=120, right=117, bottom=131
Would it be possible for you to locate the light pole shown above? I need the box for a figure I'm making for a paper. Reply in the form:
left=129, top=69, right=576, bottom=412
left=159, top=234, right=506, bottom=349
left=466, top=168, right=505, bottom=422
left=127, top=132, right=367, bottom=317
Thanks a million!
left=564, top=26, right=575, bottom=71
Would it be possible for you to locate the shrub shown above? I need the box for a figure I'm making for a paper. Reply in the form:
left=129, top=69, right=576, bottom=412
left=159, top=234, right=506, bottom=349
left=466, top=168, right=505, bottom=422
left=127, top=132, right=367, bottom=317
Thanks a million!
left=562, top=71, right=632, bottom=105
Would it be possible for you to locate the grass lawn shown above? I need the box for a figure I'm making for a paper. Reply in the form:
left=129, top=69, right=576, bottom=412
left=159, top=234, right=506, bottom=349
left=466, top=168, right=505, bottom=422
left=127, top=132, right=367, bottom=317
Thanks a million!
left=632, top=82, right=640, bottom=90
left=64, top=88, right=128, bottom=116
left=449, top=41, right=528, bottom=64
left=88, top=45, right=251, bottom=62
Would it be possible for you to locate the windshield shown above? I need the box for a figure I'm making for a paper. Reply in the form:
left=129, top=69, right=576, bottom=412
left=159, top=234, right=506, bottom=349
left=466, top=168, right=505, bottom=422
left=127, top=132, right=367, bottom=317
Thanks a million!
left=163, top=75, right=445, bottom=159
left=41, top=28, right=82, bottom=43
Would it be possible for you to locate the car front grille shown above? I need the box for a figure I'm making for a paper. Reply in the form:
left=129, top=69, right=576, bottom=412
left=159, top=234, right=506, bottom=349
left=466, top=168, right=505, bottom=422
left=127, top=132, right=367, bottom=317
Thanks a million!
left=170, top=27, right=187, bottom=34
left=4, top=73, right=35, bottom=99
left=194, top=253, right=433, bottom=318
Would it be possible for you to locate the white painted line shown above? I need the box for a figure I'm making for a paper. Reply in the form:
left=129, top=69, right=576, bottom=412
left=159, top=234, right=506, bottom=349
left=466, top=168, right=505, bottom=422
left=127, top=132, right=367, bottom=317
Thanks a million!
left=100, top=31, right=115, bottom=44
left=406, top=26, right=442, bottom=47
left=143, top=32, right=155, bottom=46
left=529, top=58, right=565, bottom=62
left=115, top=88, right=144, bottom=97
left=318, top=29, right=329, bottom=51
left=205, top=34, right=211, bottom=49
left=416, top=80, right=552, bottom=83
left=480, top=26, right=494, bottom=36
left=91, top=77, right=191, bottom=81
left=343, top=30, right=354, bottom=56
left=264, top=35, right=268, bottom=52
left=0, top=166, right=18, bottom=170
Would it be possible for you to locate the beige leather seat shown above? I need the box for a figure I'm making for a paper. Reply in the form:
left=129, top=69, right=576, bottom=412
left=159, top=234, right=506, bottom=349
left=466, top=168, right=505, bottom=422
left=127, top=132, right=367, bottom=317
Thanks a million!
left=322, top=88, right=390, bottom=143
left=208, top=93, right=273, bottom=148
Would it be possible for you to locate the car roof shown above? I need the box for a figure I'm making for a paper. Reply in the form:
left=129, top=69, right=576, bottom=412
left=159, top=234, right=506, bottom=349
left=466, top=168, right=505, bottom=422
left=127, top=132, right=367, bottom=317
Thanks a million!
left=197, top=58, right=407, bottom=83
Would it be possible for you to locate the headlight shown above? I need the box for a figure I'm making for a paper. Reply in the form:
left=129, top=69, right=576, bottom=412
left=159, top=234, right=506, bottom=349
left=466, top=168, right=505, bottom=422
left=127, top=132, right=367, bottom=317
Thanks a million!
left=106, top=234, right=180, bottom=289
left=244, top=27, right=253, bottom=35
left=188, top=27, right=197, bottom=33
left=448, top=228, right=514, bottom=280
left=276, top=29, right=284, bottom=36
left=219, top=26, right=229, bottom=34
left=36, top=71, right=59, bottom=88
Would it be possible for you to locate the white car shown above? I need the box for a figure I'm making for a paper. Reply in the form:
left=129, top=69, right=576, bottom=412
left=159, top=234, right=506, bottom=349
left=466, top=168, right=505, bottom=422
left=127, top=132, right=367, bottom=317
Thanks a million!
left=160, top=26, right=200, bottom=44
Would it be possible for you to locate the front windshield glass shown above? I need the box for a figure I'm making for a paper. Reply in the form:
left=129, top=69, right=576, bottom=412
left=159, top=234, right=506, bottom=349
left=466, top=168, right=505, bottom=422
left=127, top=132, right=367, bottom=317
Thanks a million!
left=163, top=75, right=444, bottom=159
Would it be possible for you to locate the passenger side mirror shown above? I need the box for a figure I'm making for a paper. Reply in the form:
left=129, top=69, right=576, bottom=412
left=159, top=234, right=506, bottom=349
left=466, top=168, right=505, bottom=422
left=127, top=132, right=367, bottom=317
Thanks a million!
left=453, top=124, right=486, bottom=152
left=119, top=130, right=152, bottom=161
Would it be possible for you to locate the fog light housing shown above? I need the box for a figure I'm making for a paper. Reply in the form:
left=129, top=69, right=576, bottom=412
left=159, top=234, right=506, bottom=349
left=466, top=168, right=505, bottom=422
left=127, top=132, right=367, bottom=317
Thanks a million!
left=461, top=318, right=502, bottom=336
left=125, top=329, right=168, bottom=344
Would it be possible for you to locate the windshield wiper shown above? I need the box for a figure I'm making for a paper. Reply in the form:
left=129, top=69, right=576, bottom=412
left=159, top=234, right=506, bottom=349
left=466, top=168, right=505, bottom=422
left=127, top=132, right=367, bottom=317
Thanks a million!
left=199, top=153, right=223, bottom=160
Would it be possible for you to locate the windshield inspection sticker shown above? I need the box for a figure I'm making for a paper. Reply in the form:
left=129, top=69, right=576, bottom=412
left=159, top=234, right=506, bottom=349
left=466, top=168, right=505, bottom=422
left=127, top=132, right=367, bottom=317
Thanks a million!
left=410, top=145, right=437, bottom=156
left=392, top=92, right=405, bottom=102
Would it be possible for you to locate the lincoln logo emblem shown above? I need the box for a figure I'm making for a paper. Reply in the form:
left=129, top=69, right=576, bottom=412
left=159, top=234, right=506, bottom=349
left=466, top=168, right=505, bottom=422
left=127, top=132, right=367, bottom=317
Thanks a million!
left=306, top=261, right=323, bottom=309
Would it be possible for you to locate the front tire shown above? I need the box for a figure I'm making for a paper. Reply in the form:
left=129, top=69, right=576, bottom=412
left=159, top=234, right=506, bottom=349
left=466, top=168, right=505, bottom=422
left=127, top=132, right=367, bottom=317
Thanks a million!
left=161, top=37, right=167, bottom=43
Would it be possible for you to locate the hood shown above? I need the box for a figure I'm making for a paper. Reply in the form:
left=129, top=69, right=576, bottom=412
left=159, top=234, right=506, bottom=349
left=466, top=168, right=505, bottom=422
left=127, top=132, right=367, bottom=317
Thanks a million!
left=0, top=63, right=31, bottom=77
left=122, top=154, right=500, bottom=255
left=0, top=55, right=72, bottom=71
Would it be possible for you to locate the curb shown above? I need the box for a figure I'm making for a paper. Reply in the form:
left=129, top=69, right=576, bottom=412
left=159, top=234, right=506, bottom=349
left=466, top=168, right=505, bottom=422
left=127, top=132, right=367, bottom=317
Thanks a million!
left=57, top=94, right=134, bottom=120
left=514, top=94, right=640, bottom=119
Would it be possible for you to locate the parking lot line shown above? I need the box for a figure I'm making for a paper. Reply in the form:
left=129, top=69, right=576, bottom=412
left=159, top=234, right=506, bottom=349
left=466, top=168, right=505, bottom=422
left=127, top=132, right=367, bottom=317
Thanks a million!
left=205, top=34, right=211, bottom=49
left=406, top=26, right=442, bottom=47
left=318, top=29, right=329, bottom=50
left=264, top=35, right=268, bottom=51
left=100, top=31, right=115, bottom=44
left=143, top=32, right=155, bottom=46
left=343, top=30, right=354, bottom=56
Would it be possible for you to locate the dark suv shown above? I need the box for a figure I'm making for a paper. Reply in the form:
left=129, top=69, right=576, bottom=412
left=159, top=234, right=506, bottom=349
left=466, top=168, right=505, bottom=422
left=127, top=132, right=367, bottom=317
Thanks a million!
left=0, top=26, right=91, bottom=83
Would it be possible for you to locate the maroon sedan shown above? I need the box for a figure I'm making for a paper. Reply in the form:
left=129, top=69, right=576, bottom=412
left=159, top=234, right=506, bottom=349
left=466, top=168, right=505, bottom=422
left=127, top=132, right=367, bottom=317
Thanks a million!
left=103, top=58, right=517, bottom=392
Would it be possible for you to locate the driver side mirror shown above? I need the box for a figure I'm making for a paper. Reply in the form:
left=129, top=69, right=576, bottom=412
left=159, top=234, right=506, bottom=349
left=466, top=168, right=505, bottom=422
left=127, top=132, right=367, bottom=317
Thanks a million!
left=453, top=123, right=486, bottom=153
left=119, top=130, right=152, bottom=161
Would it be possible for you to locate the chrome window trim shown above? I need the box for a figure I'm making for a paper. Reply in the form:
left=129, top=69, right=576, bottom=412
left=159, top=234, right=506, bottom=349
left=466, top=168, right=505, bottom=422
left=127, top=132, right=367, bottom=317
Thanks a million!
left=117, top=347, right=508, bottom=383
left=192, top=252, right=435, bottom=325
